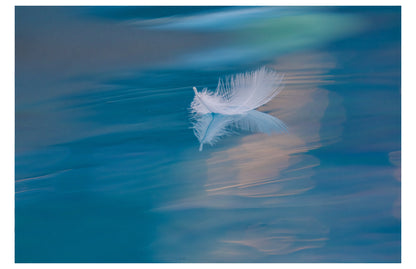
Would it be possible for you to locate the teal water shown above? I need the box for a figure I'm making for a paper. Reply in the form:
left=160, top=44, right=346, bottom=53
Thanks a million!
left=15, top=6, right=401, bottom=262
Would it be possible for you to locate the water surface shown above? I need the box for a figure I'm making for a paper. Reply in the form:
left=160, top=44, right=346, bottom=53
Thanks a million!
left=15, top=6, right=401, bottom=262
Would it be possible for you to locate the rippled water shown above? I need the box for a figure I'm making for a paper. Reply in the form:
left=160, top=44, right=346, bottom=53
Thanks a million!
left=15, top=6, right=401, bottom=262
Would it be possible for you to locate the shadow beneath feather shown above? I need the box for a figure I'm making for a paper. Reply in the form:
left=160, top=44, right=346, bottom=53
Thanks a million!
left=191, top=110, right=287, bottom=151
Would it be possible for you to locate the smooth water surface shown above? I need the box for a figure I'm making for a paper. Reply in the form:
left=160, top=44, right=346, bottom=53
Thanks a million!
left=15, top=6, right=401, bottom=262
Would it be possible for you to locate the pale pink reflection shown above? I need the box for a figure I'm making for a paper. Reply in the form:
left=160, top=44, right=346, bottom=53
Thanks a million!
left=213, top=218, right=329, bottom=259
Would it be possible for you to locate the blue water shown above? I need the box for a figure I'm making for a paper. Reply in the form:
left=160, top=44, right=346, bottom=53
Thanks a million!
left=15, top=6, right=401, bottom=262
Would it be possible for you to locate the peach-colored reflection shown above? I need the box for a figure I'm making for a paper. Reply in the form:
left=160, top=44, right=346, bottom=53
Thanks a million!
left=205, top=136, right=319, bottom=198
left=213, top=218, right=329, bottom=258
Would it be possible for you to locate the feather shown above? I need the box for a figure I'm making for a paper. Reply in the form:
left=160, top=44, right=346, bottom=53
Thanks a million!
left=191, top=67, right=284, bottom=115
left=192, top=110, right=287, bottom=151
left=190, top=66, right=286, bottom=151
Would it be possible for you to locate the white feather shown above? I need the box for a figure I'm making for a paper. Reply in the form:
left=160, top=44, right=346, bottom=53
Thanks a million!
left=191, top=67, right=284, bottom=115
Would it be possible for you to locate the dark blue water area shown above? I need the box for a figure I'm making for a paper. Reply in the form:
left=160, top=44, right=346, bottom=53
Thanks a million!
left=15, top=6, right=400, bottom=262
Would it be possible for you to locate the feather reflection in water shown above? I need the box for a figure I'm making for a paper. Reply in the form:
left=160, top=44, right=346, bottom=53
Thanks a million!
left=191, top=110, right=287, bottom=151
